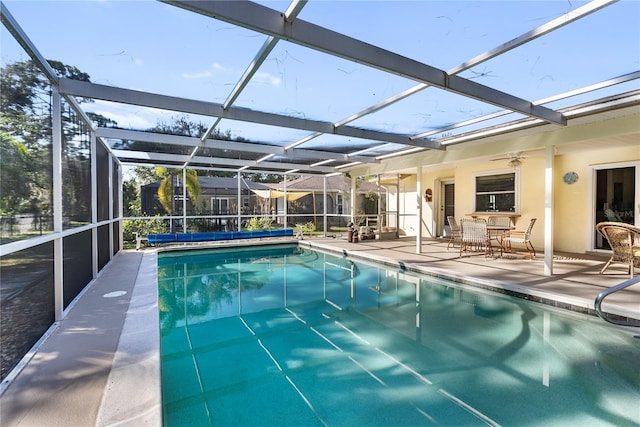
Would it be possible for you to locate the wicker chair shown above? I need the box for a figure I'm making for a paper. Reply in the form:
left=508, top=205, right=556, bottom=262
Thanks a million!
left=487, top=216, right=511, bottom=227
left=459, top=218, right=492, bottom=258
left=596, top=221, right=640, bottom=278
left=446, top=216, right=462, bottom=249
left=500, top=218, right=536, bottom=259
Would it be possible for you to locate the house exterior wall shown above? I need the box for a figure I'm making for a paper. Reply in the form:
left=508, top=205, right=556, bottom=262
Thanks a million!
left=446, top=160, right=546, bottom=250
left=554, top=145, right=640, bottom=253
left=353, top=112, right=640, bottom=255
left=414, top=141, right=639, bottom=254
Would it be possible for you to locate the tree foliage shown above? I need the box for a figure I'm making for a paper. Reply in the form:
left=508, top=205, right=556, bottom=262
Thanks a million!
left=0, top=59, right=106, bottom=222
left=155, top=167, right=201, bottom=215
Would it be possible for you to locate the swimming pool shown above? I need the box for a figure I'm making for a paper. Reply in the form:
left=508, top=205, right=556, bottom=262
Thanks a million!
left=159, top=244, right=640, bottom=426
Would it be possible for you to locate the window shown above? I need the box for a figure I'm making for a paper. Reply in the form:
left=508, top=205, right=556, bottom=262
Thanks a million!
left=211, top=197, right=230, bottom=214
left=475, top=172, right=517, bottom=212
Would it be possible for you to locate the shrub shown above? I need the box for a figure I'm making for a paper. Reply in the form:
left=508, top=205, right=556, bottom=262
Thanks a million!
left=123, top=217, right=167, bottom=242
left=246, top=216, right=273, bottom=230
left=296, top=221, right=316, bottom=235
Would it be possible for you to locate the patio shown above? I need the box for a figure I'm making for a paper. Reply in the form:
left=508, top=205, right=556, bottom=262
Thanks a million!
left=0, top=237, right=638, bottom=426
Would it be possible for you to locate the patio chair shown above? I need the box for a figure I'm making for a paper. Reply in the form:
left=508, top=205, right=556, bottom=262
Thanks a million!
left=459, top=218, right=492, bottom=258
left=487, top=216, right=512, bottom=242
left=487, top=216, right=511, bottom=227
left=500, top=218, right=536, bottom=259
left=596, top=221, right=640, bottom=278
left=447, top=216, right=462, bottom=249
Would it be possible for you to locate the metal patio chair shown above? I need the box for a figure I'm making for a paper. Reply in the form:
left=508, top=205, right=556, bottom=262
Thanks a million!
left=596, top=221, right=640, bottom=278
left=447, top=215, right=462, bottom=249
left=459, top=218, right=492, bottom=258
left=500, top=218, right=537, bottom=259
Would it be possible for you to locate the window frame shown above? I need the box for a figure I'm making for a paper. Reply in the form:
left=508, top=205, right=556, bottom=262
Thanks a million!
left=473, top=169, right=520, bottom=213
left=210, top=197, right=231, bottom=214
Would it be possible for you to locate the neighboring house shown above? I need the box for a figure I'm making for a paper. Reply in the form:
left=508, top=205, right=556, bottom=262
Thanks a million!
left=140, top=176, right=273, bottom=216
left=262, top=175, right=387, bottom=229
left=139, top=174, right=386, bottom=227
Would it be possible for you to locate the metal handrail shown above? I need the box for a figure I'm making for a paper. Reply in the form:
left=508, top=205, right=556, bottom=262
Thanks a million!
left=594, top=275, right=640, bottom=327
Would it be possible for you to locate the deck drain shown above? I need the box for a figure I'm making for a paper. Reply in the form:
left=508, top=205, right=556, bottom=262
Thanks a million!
left=103, top=291, right=127, bottom=298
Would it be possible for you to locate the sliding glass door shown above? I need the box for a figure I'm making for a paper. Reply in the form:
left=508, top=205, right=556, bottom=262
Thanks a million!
left=593, top=164, right=638, bottom=250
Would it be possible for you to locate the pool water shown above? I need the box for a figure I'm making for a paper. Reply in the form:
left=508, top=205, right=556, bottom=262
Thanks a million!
left=159, top=244, right=640, bottom=426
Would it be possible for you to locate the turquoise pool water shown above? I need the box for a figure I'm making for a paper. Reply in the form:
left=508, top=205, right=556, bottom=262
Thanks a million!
left=159, top=244, right=640, bottom=426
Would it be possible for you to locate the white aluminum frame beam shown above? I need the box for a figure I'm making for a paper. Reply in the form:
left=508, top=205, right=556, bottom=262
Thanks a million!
left=164, top=0, right=566, bottom=126
left=195, top=1, right=307, bottom=167
left=112, top=149, right=336, bottom=173
left=283, top=0, right=613, bottom=157
left=96, top=127, right=378, bottom=164
left=59, top=78, right=440, bottom=149
left=413, top=71, right=640, bottom=141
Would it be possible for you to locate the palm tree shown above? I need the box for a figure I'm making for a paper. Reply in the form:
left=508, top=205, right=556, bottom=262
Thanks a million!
left=156, top=167, right=201, bottom=230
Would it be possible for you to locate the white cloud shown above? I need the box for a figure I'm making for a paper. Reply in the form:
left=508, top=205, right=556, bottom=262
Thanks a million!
left=181, top=70, right=213, bottom=79
left=89, top=101, right=157, bottom=129
left=102, top=111, right=156, bottom=130
left=254, top=71, right=281, bottom=87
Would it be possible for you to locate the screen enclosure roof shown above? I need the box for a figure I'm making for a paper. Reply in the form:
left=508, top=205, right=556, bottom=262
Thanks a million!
left=2, top=0, right=639, bottom=176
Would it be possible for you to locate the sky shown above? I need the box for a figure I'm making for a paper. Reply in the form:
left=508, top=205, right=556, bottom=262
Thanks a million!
left=2, top=0, right=639, bottom=147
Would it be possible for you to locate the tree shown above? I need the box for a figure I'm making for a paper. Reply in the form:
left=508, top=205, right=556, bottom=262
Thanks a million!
left=122, top=178, right=139, bottom=217
left=155, top=167, right=201, bottom=215
left=1, top=59, right=112, bottom=231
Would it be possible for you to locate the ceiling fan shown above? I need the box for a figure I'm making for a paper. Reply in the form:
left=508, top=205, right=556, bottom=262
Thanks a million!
left=492, top=152, right=524, bottom=167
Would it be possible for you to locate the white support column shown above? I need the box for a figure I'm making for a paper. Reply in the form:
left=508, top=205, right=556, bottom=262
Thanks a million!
left=377, top=174, right=382, bottom=235
left=416, top=166, right=423, bottom=254
left=52, top=89, right=63, bottom=321
left=283, top=175, right=288, bottom=228
left=396, top=174, right=400, bottom=238
left=351, top=175, right=357, bottom=223
left=544, top=145, right=555, bottom=276
left=237, top=173, right=242, bottom=231
left=323, top=176, right=328, bottom=237
left=182, top=168, right=187, bottom=233
left=108, top=155, right=113, bottom=258
left=91, top=133, right=98, bottom=278
left=118, top=163, right=123, bottom=251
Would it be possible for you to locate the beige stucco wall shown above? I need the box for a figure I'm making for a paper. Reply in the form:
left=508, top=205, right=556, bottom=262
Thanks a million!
left=420, top=160, right=547, bottom=250
left=415, top=145, right=639, bottom=254
left=554, top=145, right=640, bottom=253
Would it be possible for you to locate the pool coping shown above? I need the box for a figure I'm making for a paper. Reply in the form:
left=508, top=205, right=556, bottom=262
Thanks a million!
left=97, top=251, right=161, bottom=426
left=300, top=240, right=640, bottom=322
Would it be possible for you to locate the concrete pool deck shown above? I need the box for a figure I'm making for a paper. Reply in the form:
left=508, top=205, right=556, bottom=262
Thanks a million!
left=0, top=237, right=638, bottom=426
